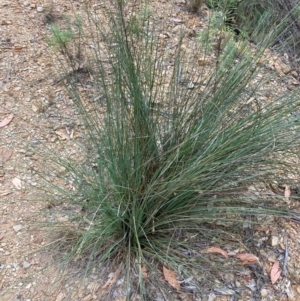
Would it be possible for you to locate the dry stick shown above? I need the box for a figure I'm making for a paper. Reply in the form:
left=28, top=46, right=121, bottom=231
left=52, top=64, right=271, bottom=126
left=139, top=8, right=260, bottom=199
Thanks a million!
left=5, top=59, right=11, bottom=82
left=283, top=232, right=288, bottom=277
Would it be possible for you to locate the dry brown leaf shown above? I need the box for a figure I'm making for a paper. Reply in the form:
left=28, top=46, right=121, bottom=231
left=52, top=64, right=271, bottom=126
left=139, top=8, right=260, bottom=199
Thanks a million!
left=13, top=46, right=23, bottom=54
left=206, top=246, right=228, bottom=259
left=82, top=294, right=93, bottom=301
left=55, top=130, right=69, bottom=140
left=141, top=266, right=148, bottom=278
left=163, top=266, right=180, bottom=291
left=32, top=230, right=43, bottom=244
left=0, top=114, right=13, bottom=128
left=284, top=185, right=291, bottom=201
left=235, top=253, right=259, bottom=265
left=0, top=110, right=10, bottom=115
left=2, top=149, right=13, bottom=162
left=198, top=59, right=212, bottom=66
left=270, top=260, right=281, bottom=284
left=55, top=292, right=65, bottom=301
left=102, top=267, right=121, bottom=289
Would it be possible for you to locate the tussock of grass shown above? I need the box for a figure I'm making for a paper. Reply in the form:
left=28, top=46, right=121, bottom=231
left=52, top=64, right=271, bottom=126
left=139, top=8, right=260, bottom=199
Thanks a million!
left=37, top=0, right=300, bottom=299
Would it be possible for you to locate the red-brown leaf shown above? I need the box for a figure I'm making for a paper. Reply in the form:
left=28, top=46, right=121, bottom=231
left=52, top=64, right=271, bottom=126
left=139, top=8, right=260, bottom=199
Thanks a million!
left=206, top=246, right=228, bottom=259
left=235, top=253, right=259, bottom=265
left=163, top=266, right=180, bottom=291
left=270, top=260, right=281, bottom=284
left=0, top=114, right=13, bottom=128
left=3, top=149, right=13, bottom=162
left=141, top=266, right=148, bottom=279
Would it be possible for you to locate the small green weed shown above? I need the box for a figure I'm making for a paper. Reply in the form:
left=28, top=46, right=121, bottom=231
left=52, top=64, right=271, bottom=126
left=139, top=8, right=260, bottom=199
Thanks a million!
left=46, top=24, right=73, bottom=50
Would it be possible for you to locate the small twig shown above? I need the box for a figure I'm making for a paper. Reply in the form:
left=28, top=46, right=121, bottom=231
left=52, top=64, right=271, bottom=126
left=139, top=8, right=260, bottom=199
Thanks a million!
left=283, top=232, right=288, bottom=277
left=5, top=59, right=12, bottom=82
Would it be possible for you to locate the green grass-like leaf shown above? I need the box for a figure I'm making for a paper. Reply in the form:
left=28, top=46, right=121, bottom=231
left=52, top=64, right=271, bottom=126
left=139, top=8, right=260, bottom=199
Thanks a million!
left=35, top=1, right=300, bottom=299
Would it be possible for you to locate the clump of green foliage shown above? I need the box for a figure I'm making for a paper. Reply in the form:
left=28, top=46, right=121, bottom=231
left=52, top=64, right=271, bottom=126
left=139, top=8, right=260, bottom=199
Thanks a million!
left=38, top=0, right=300, bottom=299
left=46, top=24, right=73, bottom=51
left=45, top=15, right=84, bottom=68
left=207, top=0, right=300, bottom=63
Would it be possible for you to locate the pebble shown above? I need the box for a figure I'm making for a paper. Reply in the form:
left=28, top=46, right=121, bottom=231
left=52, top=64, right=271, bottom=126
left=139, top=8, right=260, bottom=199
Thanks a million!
left=271, top=235, right=279, bottom=246
left=261, top=289, right=268, bottom=297
left=37, top=6, right=44, bottom=12
left=30, top=140, right=40, bottom=147
left=26, top=283, right=32, bottom=289
left=13, top=225, right=23, bottom=233
left=23, top=261, right=31, bottom=269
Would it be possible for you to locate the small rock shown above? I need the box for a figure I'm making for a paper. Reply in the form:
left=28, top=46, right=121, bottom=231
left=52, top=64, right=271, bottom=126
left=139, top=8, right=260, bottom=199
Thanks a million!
left=13, top=225, right=23, bottom=233
left=187, top=81, right=195, bottom=89
left=271, top=235, right=279, bottom=246
left=31, top=103, right=40, bottom=112
left=23, top=261, right=31, bottom=269
left=37, top=6, right=44, bottom=12
left=26, top=283, right=32, bottom=289
left=30, top=140, right=40, bottom=147
left=281, top=63, right=292, bottom=74
left=208, top=292, right=216, bottom=301
left=261, top=289, right=268, bottom=297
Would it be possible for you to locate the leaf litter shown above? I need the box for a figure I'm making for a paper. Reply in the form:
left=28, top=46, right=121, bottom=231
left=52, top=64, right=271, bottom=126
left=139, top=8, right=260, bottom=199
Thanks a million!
left=235, top=253, right=259, bottom=265
left=102, top=267, right=122, bottom=289
left=270, top=260, right=281, bottom=284
left=162, top=266, right=180, bottom=291
left=205, top=246, right=228, bottom=258
left=0, top=113, right=14, bottom=127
